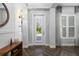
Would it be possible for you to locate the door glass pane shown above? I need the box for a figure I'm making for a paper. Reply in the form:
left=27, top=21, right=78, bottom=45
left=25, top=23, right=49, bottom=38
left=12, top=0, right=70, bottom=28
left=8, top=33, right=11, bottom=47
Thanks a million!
left=62, top=16, right=66, bottom=26
left=36, top=23, right=42, bottom=34
left=69, top=16, right=74, bottom=26
left=69, top=27, right=74, bottom=37
left=62, top=27, right=66, bottom=37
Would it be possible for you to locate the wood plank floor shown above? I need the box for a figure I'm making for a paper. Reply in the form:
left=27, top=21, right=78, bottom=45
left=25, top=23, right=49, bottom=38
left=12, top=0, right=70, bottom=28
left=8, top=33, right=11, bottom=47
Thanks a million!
left=23, top=46, right=79, bottom=56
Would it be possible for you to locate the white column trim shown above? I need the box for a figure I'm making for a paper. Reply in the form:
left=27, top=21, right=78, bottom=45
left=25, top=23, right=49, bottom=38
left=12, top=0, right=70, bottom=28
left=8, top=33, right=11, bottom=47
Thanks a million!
left=49, top=7, right=56, bottom=48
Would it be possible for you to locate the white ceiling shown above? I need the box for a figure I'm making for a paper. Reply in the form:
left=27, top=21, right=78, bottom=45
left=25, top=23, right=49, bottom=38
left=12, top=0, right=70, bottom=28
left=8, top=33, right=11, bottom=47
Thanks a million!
left=27, top=3, right=79, bottom=9
left=52, top=3, right=79, bottom=7
left=27, top=3, right=53, bottom=9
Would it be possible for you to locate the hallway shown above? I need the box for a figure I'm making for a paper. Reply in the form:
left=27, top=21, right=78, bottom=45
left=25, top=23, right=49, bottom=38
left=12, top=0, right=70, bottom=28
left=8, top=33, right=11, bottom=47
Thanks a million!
left=1, top=3, right=79, bottom=56
left=23, top=46, right=79, bottom=56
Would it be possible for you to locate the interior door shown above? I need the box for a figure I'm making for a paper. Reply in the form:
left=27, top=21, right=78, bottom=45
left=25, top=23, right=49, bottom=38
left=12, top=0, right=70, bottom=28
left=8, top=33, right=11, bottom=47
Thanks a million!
left=32, top=12, right=46, bottom=45
left=60, top=14, right=76, bottom=46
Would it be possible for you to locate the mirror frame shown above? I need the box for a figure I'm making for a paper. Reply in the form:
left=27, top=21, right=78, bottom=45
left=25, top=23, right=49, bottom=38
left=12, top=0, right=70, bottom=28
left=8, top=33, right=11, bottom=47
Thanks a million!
left=0, top=3, right=9, bottom=27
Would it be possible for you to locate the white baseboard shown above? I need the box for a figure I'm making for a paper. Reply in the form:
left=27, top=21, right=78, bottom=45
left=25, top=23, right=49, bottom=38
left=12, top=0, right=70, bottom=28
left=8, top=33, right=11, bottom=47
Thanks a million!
left=61, top=44, right=75, bottom=46
left=45, top=44, right=49, bottom=46
left=23, top=45, right=29, bottom=48
left=49, top=45, right=56, bottom=48
left=23, top=43, right=56, bottom=48
left=28, top=43, right=46, bottom=46
left=24, top=43, right=49, bottom=47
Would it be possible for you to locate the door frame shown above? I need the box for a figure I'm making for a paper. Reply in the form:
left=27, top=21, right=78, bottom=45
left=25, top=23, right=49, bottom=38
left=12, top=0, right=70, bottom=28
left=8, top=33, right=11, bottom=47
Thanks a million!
left=30, top=10, right=48, bottom=45
left=60, top=14, right=76, bottom=39
left=59, top=14, right=76, bottom=46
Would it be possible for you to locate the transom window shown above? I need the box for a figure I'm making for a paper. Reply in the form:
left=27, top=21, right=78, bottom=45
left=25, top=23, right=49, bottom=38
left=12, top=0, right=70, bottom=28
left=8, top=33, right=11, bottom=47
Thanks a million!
left=60, top=15, right=76, bottom=39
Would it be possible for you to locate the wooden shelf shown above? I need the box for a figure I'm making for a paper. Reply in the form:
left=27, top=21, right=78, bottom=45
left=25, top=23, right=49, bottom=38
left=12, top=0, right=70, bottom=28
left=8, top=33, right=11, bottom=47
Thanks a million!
left=0, top=42, right=22, bottom=56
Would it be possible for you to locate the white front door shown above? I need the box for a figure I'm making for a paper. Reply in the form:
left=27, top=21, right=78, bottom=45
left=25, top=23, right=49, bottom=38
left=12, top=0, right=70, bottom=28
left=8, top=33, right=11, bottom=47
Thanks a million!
left=31, top=11, right=47, bottom=45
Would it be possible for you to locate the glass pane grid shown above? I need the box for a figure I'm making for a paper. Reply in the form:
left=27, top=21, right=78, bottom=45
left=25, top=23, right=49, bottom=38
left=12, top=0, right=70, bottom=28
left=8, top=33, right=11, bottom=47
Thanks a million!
left=62, top=27, right=66, bottom=37
left=62, top=16, right=66, bottom=26
left=69, top=16, right=74, bottom=26
left=61, top=15, right=75, bottom=38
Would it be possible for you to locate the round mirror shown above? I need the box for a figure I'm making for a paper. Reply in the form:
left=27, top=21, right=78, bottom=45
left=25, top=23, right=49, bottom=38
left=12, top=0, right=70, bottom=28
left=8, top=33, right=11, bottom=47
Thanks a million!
left=0, top=3, right=9, bottom=27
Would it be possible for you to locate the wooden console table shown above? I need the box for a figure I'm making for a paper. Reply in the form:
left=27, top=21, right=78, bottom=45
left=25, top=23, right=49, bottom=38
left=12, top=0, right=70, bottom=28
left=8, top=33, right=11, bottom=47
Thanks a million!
left=0, top=42, right=22, bottom=56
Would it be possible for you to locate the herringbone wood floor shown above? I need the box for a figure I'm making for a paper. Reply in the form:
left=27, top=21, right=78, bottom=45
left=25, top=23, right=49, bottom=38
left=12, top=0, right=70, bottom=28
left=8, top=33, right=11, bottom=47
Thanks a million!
left=23, top=46, right=79, bottom=56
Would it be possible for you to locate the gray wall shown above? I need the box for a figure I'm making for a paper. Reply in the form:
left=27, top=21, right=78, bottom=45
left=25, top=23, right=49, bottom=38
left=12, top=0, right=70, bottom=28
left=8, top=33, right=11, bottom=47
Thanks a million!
left=28, top=9, right=32, bottom=44
left=0, top=3, right=15, bottom=48
left=75, top=10, right=79, bottom=46
left=0, top=3, right=28, bottom=49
